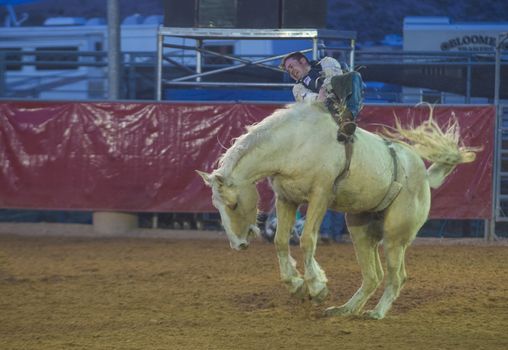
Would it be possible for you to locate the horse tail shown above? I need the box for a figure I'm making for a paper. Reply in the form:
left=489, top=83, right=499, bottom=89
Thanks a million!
left=383, top=110, right=481, bottom=189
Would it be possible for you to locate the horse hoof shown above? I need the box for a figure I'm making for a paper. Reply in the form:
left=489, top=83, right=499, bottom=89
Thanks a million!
left=311, top=286, right=329, bottom=304
left=324, top=306, right=344, bottom=317
left=291, top=280, right=308, bottom=300
left=324, top=305, right=351, bottom=317
left=365, top=310, right=384, bottom=320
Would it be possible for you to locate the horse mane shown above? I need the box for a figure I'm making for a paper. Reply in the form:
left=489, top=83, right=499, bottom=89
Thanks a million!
left=217, top=102, right=326, bottom=177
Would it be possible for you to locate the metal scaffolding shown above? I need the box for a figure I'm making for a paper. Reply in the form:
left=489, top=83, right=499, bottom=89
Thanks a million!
left=490, top=32, right=508, bottom=240
left=155, top=27, right=356, bottom=101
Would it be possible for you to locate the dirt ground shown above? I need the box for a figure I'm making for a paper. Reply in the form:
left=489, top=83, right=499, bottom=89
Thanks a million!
left=0, top=224, right=507, bottom=350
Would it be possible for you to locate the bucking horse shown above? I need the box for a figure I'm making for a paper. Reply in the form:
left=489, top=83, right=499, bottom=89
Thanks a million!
left=198, top=102, right=479, bottom=319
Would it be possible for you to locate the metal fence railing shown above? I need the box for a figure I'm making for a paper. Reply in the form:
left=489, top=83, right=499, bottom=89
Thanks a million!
left=0, top=50, right=157, bottom=100
left=0, top=48, right=505, bottom=104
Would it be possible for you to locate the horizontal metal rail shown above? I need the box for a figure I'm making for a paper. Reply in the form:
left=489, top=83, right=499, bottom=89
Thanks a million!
left=1, top=48, right=506, bottom=102
left=162, top=80, right=293, bottom=88
left=163, top=43, right=287, bottom=74
left=158, top=27, right=357, bottom=40
left=167, top=49, right=306, bottom=83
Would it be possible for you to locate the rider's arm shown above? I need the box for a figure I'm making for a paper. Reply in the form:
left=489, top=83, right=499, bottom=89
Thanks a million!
left=319, top=56, right=344, bottom=97
left=319, top=57, right=343, bottom=79
left=292, top=84, right=319, bottom=102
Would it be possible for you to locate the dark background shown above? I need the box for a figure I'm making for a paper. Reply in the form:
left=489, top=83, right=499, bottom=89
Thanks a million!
left=8, top=0, right=508, bottom=43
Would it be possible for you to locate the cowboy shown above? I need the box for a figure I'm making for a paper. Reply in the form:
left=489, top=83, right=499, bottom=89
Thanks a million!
left=281, top=51, right=364, bottom=142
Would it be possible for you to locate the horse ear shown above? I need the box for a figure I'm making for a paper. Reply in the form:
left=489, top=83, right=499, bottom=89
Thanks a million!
left=196, top=170, right=212, bottom=186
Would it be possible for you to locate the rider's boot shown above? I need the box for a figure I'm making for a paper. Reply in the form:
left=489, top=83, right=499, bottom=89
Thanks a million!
left=336, top=110, right=357, bottom=143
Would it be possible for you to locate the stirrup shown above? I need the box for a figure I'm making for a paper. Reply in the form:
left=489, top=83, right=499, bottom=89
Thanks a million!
left=343, top=121, right=357, bottom=135
left=337, top=132, right=353, bottom=143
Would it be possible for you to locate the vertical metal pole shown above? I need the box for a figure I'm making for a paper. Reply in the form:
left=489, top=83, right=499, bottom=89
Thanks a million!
left=312, top=37, right=318, bottom=60
left=156, top=29, right=163, bottom=101
left=466, top=56, right=471, bottom=104
left=107, top=0, right=120, bottom=100
left=494, top=35, right=502, bottom=106
left=128, top=54, right=135, bottom=99
left=196, top=39, right=202, bottom=82
left=0, top=51, right=5, bottom=97
left=489, top=32, right=507, bottom=241
left=488, top=44, right=500, bottom=241
left=350, top=39, right=356, bottom=70
left=95, top=1, right=140, bottom=234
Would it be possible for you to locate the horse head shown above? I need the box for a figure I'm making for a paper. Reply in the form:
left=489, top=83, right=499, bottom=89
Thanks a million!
left=197, top=170, right=260, bottom=250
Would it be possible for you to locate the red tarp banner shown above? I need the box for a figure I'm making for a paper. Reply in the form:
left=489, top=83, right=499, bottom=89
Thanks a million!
left=0, top=101, right=493, bottom=219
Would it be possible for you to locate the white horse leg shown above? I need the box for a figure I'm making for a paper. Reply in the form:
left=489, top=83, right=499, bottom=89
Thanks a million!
left=299, top=195, right=329, bottom=303
left=399, top=252, right=408, bottom=289
left=366, top=187, right=429, bottom=319
left=325, top=213, right=384, bottom=317
left=273, top=198, right=305, bottom=297
left=365, top=241, right=407, bottom=319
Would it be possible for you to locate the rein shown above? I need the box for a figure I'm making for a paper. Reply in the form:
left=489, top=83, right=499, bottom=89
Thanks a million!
left=332, top=141, right=353, bottom=193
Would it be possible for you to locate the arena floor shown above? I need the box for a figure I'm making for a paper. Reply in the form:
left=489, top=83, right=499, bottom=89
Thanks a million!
left=0, top=224, right=507, bottom=350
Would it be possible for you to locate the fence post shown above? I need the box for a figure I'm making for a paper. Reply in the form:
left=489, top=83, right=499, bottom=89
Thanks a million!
left=92, top=0, right=139, bottom=235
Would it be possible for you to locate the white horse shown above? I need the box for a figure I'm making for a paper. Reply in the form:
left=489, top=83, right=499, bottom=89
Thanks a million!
left=198, top=102, right=478, bottom=319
